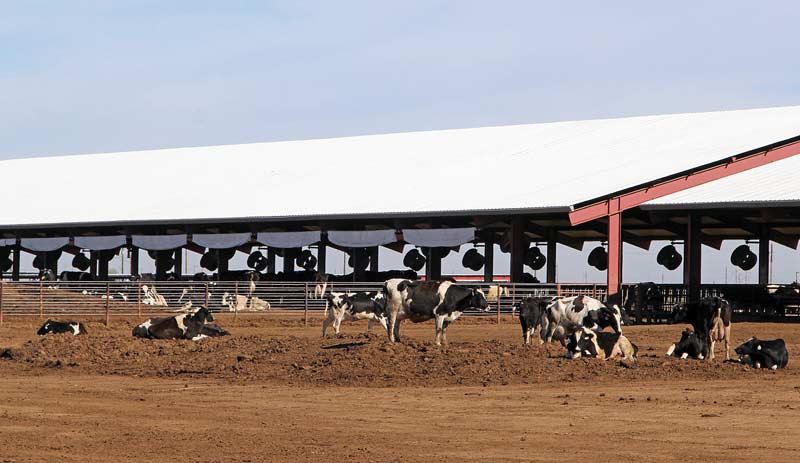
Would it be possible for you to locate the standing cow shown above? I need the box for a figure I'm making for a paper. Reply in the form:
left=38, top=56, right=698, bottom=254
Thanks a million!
left=383, top=279, right=489, bottom=345
left=542, top=295, right=622, bottom=345
left=322, top=291, right=388, bottom=337
left=672, top=297, right=732, bottom=360
left=516, top=296, right=555, bottom=345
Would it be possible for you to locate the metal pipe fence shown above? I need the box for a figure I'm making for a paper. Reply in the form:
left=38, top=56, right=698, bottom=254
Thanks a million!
left=0, top=280, right=795, bottom=325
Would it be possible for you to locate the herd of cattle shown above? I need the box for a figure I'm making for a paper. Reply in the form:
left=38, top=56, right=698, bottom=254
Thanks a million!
left=34, top=278, right=789, bottom=370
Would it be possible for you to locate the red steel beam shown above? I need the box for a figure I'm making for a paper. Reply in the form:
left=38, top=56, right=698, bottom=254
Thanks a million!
left=606, top=200, right=622, bottom=300
left=569, top=140, right=800, bottom=225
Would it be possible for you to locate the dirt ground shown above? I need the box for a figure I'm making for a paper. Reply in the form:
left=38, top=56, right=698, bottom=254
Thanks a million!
left=1, top=314, right=799, bottom=462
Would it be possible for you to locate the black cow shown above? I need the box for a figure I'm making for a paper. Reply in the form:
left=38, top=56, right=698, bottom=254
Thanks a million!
left=516, top=296, right=554, bottom=345
left=735, top=337, right=789, bottom=370
left=666, top=328, right=709, bottom=360
left=37, top=320, right=88, bottom=336
left=672, top=297, right=732, bottom=360
left=623, top=282, right=663, bottom=323
left=59, top=271, right=94, bottom=282
left=566, top=327, right=638, bottom=361
left=384, top=279, right=489, bottom=345
left=132, top=306, right=215, bottom=340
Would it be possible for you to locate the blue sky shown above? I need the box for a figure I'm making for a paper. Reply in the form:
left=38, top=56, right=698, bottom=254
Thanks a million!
left=2, top=1, right=799, bottom=282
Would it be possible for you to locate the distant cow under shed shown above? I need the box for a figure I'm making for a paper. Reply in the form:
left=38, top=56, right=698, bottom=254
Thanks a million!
left=37, top=320, right=88, bottom=336
left=132, top=306, right=215, bottom=340
left=383, top=279, right=489, bottom=345
left=672, top=297, right=732, bottom=360
left=322, top=291, right=388, bottom=337
left=516, top=296, right=555, bottom=345
left=735, top=337, right=789, bottom=370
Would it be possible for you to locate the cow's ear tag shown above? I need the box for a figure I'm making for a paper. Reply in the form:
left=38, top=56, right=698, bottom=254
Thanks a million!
left=757, top=345, right=762, bottom=350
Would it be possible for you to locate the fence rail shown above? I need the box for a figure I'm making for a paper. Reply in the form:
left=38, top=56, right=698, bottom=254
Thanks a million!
left=0, top=280, right=797, bottom=325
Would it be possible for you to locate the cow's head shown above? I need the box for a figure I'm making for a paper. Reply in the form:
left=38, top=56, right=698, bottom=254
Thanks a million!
left=193, top=306, right=214, bottom=323
left=598, top=305, right=623, bottom=333
left=734, top=337, right=760, bottom=357
left=566, top=328, right=600, bottom=359
left=468, top=288, right=490, bottom=312
left=674, top=328, right=705, bottom=352
left=37, top=320, right=53, bottom=335
left=325, top=292, right=351, bottom=310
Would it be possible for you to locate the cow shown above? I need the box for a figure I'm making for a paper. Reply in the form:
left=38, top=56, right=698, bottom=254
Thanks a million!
left=322, top=291, right=388, bottom=337
left=132, top=306, right=215, bottom=340
left=37, top=320, right=88, bottom=336
left=735, top=337, right=789, bottom=370
left=672, top=297, right=732, bottom=360
left=542, top=295, right=622, bottom=345
left=516, top=296, right=555, bottom=345
left=622, top=282, right=663, bottom=323
left=665, top=328, right=708, bottom=360
left=383, top=279, right=489, bottom=345
left=566, top=327, right=638, bottom=361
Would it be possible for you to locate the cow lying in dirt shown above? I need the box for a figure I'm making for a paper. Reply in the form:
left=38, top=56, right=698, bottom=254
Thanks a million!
left=132, top=307, right=223, bottom=340
left=323, top=291, right=388, bottom=337
left=666, top=328, right=708, bottom=360
left=37, top=320, right=88, bottom=336
left=542, top=295, right=623, bottom=345
left=566, top=327, right=638, bottom=361
left=735, top=337, right=789, bottom=370
left=672, top=297, right=732, bottom=360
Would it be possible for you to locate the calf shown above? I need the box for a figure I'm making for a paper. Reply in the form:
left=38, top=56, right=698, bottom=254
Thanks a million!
left=384, top=279, right=489, bottom=345
left=672, top=297, right=732, bottom=360
left=516, top=296, right=554, bottom=345
left=734, top=337, right=788, bottom=370
left=132, top=306, right=215, bottom=340
left=566, top=327, right=637, bottom=361
left=37, top=320, right=88, bottom=336
left=666, top=328, right=709, bottom=360
left=322, top=291, right=388, bottom=337
left=542, top=295, right=622, bottom=345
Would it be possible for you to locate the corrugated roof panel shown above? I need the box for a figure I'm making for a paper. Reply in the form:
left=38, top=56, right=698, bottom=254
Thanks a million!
left=2, top=105, right=800, bottom=227
left=644, top=154, right=800, bottom=206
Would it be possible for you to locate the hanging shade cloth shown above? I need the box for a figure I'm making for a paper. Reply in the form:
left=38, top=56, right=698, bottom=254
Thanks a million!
left=256, top=231, right=320, bottom=249
left=0, top=238, right=14, bottom=247
left=131, top=234, right=187, bottom=251
left=191, top=233, right=252, bottom=249
left=21, top=237, right=69, bottom=252
left=402, top=227, right=476, bottom=247
left=328, top=230, right=397, bottom=247
left=74, top=235, right=128, bottom=251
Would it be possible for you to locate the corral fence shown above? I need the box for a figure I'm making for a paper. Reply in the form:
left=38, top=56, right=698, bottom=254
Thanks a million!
left=0, top=280, right=796, bottom=326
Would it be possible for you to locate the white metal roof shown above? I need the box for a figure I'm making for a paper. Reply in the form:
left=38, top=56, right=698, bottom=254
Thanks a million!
left=2, top=105, right=800, bottom=227
left=643, top=153, right=800, bottom=208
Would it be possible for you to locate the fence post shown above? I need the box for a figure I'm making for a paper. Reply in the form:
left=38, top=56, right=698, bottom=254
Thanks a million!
left=105, top=281, right=110, bottom=326
left=0, top=281, right=4, bottom=326
left=39, top=281, right=44, bottom=320
left=204, top=282, right=210, bottom=309
left=233, top=281, right=239, bottom=323
left=496, top=289, right=501, bottom=325
left=304, top=282, right=309, bottom=327
left=137, top=281, right=142, bottom=318
left=555, top=283, right=561, bottom=297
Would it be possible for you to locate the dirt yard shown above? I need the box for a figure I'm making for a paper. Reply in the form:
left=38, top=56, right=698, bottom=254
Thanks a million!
left=1, top=314, right=799, bottom=462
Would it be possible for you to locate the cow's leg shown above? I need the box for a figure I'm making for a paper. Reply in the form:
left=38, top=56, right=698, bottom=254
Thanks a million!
left=322, top=313, right=333, bottom=337
left=442, top=321, right=451, bottom=346
left=666, top=344, right=676, bottom=356
left=333, top=315, right=343, bottom=336
left=724, top=325, right=731, bottom=360
left=709, top=339, right=716, bottom=361
left=367, top=318, right=375, bottom=332
left=388, top=311, right=398, bottom=342
left=434, top=316, right=445, bottom=346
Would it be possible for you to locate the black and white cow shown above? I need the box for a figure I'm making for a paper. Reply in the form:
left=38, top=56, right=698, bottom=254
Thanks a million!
left=666, top=328, right=709, bottom=360
left=322, top=291, right=388, bottom=337
left=383, top=279, right=489, bottom=345
left=132, top=306, right=215, bottom=340
left=542, top=295, right=622, bottom=345
left=37, top=320, right=88, bottom=336
left=566, top=327, right=638, bottom=361
left=516, top=296, right=555, bottom=345
left=672, top=297, right=732, bottom=360
left=735, top=337, right=789, bottom=370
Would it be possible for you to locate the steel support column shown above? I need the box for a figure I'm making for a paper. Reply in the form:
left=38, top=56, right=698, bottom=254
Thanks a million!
left=174, top=249, right=183, bottom=279
left=607, top=211, right=623, bottom=304
left=369, top=247, right=379, bottom=272
left=483, top=233, right=494, bottom=283
left=130, top=248, right=139, bottom=277
left=509, top=218, right=525, bottom=283
left=759, top=225, right=770, bottom=285
left=425, top=248, right=442, bottom=281
left=546, top=235, right=557, bottom=284
left=11, top=245, right=20, bottom=281
left=266, top=248, right=276, bottom=274
left=317, top=243, right=326, bottom=274
left=89, top=251, right=98, bottom=278
left=282, top=249, right=296, bottom=273
left=683, top=213, right=702, bottom=303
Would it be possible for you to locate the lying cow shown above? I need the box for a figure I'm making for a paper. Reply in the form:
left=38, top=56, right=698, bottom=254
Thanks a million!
left=672, top=297, right=732, bottom=360
left=384, top=279, right=489, bottom=345
left=37, top=320, right=88, bottom=336
left=516, top=296, right=555, bottom=345
left=666, top=328, right=708, bottom=360
left=322, top=291, right=388, bottom=337
left=735, top=337, right=789, bottom=370
left=542, top=295, right=622, bottom=344
left=132, top=306, right=215, bottom=340
left=566, top=327, right=638, bottom=361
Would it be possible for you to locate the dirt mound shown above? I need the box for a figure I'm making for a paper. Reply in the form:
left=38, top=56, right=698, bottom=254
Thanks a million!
left=0, top=330, right=782, bottom=387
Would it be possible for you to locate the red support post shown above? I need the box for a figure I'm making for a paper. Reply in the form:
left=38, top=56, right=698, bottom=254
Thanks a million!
left=607, top=208, right=623, bottom=304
